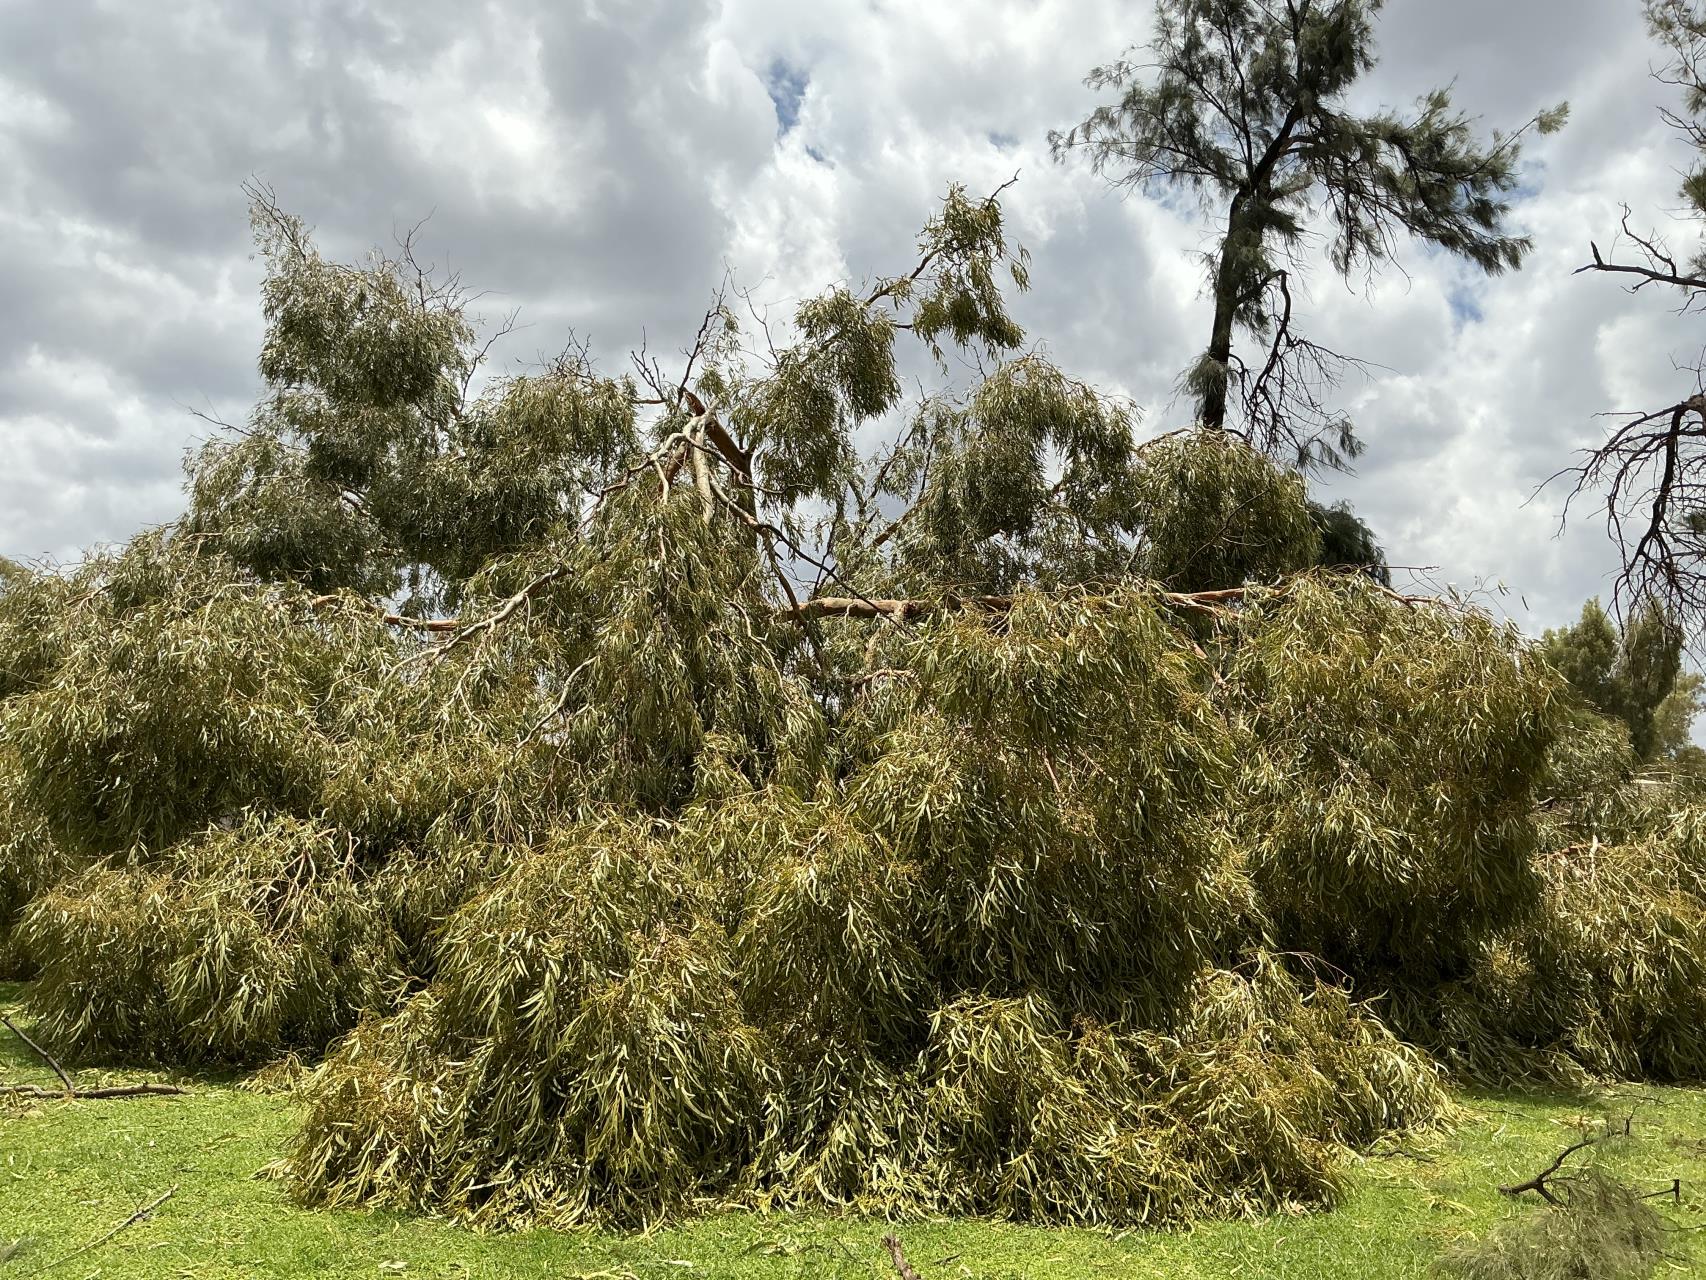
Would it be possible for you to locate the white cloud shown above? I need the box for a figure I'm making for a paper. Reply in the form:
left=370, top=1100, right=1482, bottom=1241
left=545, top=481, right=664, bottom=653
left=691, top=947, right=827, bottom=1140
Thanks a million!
left=0, top=0, right=1697, bottom=647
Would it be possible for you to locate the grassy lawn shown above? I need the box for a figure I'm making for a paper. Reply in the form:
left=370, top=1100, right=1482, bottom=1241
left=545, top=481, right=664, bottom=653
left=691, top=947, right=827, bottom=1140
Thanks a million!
left=2, top=981, right=1703, bottom=1280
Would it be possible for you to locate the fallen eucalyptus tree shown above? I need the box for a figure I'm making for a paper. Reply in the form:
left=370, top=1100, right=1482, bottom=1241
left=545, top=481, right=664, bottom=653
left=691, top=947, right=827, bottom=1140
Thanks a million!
left=0, top=179, right=1698, bottom=1232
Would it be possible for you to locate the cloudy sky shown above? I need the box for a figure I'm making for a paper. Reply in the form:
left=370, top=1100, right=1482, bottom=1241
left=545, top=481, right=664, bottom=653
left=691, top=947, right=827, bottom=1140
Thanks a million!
left=0, top=0, right=1694, bottom=636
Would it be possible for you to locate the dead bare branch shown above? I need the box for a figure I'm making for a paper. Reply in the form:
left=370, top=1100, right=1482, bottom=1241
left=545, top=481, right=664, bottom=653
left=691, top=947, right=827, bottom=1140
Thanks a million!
left=1, top=1082, right=189, bottom=1101
left=1, top=1015, right=74, bottom=1094
left=1499, top=1138, right=1598, bottom=1205
left=882, top=1234, right=926, bottom=1280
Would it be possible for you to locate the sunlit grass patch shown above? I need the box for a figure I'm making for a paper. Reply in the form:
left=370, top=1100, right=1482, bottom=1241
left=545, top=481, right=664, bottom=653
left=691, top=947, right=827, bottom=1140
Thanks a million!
left=4, top=982, right=1702, bottom=1280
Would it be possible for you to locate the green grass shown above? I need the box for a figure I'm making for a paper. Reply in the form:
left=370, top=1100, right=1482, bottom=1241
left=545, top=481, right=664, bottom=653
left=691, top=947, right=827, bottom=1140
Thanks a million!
left=2, top=982, right=1703, bottom=1280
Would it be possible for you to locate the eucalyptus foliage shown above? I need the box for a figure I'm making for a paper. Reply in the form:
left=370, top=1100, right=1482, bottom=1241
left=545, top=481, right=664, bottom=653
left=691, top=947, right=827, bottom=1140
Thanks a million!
left=1229, top=578, right=1557, bottom=985
left=1, top=182, right=1701, bottom=1236
left=1129, top=429, right=1321, bottom=589
left=24, top=814, right=399, bottom=1064
left=1539, top=599, right=1685, bottom=761
left=0, top=750, right=60, bottom=979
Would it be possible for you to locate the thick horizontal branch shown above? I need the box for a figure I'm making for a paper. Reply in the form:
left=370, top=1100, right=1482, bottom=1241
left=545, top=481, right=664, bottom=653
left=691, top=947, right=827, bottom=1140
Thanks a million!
left=1576, top=228, right=1706, bottom=292
left=795, top=594, right=1020, bottom=621
left=1575, top=253, right=1706, bottom=291
left=307, top=594, right=464, bottom=632
left=326, top=578, right=1438, bottom=639
left=2, top=1018, right=186, bottom=1102
left=789, top=583, right=1429, bottom=623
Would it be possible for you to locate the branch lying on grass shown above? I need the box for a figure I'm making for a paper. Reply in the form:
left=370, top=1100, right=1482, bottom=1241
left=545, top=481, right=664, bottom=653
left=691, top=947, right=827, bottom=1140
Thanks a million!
left=1, top=1083, right=189, bottom=1101
left=1641, top=1177, right=1683, bottom=1204
left=1, top=1014, right=188, bottom=1103
left=882, top=1235, right=925, bottom=1280
left=26, top=1184, right=177, bottom=1277
left=1, top=1015, right=72, bottom=1094
left=1498, top=1138, right=1598, bottom=1205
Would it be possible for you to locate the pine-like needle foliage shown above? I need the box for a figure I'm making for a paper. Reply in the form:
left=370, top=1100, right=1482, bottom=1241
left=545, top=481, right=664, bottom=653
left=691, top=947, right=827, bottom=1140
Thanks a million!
left=1436, top=1167, right=1668, bottom=1280
left=1052, top=0, right=1566, bottom=463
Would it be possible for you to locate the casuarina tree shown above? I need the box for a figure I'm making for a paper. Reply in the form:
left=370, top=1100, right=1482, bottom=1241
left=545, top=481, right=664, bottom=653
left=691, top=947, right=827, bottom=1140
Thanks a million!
left=1051, top=0, right=1566, bottom=468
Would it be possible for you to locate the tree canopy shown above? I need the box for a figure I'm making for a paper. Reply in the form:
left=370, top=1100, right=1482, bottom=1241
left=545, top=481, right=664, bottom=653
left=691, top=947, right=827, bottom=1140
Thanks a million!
left=1052, top=0, right=1565, bottom=468
left=1539, top=598, right=1686, bottom=761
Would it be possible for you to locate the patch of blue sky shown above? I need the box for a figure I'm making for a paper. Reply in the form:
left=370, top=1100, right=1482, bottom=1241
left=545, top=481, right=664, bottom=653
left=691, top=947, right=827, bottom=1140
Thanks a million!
left=1448, top=283, right=1485, bottom=325
left=766, top=59, right=809, bottom=137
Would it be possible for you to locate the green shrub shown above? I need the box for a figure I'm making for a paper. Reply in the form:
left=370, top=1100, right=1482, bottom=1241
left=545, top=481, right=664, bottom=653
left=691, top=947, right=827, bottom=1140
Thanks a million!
left=2, top=549, right=338, bottom=857
left=1130, top=430, right=1321, bottom=590
left=796, top=960, right=1444, bottom=1227
left=845, top=587, right=1243, bottom=1022
left=0, top=760, right=68, bottom=980
left=1510, top=815, right=1706, bottom=1082
left=291, top=821, right=777, bottom=1229
left=292, top=901, right=1443, bottom=1230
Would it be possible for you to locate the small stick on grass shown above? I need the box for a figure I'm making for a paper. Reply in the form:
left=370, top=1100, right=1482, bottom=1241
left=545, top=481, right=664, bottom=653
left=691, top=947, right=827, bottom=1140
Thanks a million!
left=883, top=1234, right=925, bottom=1280
left=1640, top=1177, right=1683, bottom=1204
left=0, top=1014, right=74, bottom=1095
left=26, top=1184, right=177, bottom=1276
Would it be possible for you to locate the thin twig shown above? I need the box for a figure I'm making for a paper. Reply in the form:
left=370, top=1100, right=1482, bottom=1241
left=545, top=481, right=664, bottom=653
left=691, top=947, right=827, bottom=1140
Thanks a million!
left=26, top=1184, right=178, bottom=1276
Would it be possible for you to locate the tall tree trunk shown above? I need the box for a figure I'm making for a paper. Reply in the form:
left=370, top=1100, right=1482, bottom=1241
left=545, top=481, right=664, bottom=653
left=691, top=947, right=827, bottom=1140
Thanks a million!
left=1201, top=277, right=1238, bottom=432
left=1200, top=193, right=1252, bottom=433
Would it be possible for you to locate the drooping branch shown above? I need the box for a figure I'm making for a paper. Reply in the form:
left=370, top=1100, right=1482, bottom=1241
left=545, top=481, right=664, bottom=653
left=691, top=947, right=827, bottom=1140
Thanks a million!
left=1234, top=267, right=1371, bottom=469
